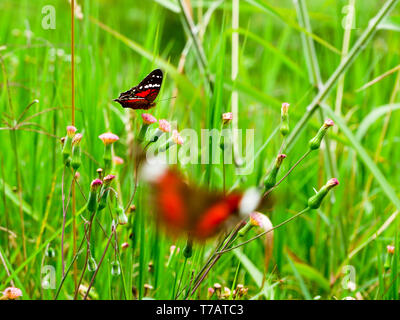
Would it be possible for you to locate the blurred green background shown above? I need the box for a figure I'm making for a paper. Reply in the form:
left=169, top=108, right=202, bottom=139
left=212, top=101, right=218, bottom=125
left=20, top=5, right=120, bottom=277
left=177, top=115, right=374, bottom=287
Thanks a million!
left=1, top=0, right=400, bottom=300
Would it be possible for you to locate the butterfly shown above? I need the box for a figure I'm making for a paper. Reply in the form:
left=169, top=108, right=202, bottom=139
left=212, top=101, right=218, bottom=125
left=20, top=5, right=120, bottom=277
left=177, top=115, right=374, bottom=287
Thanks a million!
left=114, top=69, right=163, bottom=110
left=141, top=160, right=266, bottom=240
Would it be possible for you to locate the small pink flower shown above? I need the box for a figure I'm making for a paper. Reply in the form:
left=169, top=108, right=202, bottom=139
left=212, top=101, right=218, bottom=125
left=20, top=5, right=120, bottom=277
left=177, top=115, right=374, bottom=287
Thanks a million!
left=67, top=125, right=77, bottom=138
left=72, top=133, right=83, bottom=145
left=99, top=132, right=119, bottom=145
left=207, top=287, right=215, bottom=297
left=249, top=212, right=273, bottom=232
left=103, top=174, right=116, bottom=185
left=324, top=119, right=334, bottom=128
left=170, top=245, right=180, bottom=255
left=141, top=113, right=157, bottom=125
left=159, top=119, right=171, bottom=133
left=74, top=171, right=80, bottom=180
left=172, top=130, right=184, bottom=145
left=121, top=242, right=129, bottom=250
left=327, top=178, right=339, bottom=187
left=113, top=156, right=124, bottom=165
left=90, top=178, right=103, bottom=191
left=222, top=112, right=233, bottom=124
left=2, top=287, right=22, bottom=300
left=281, top=102, right=290, bottom=115
left=276, top=154, right=287, bottom=166
left=387, top=245, right=395, bottom=255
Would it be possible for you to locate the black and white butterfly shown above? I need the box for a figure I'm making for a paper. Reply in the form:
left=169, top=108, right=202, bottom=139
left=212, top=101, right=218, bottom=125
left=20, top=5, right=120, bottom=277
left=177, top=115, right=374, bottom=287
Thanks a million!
left=114, top=69, right=163, bottom=110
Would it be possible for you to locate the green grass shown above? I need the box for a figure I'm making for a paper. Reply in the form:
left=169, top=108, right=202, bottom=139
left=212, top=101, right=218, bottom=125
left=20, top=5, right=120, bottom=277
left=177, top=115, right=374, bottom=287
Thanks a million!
left=1, top=0, right=400, bottom=300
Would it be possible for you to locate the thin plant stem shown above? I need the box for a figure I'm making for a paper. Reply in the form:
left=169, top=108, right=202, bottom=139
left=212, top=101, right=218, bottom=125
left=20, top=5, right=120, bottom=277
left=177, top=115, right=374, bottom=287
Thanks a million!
left=73, top=211, right=96, bottom=300
left=189, top=222, right=245, bottom=297
left=0, top=248, right=14, bottom=287
left=1, top=55, right=27, bottom=265
left=124, top=142, right=151, bottom=212
left=263, top=150, right=312, bottom=199
left=84, top=225, right=116, bottom=300
left=54, top=227, right=87, bottom=300
left=175, top=257, right=188, bottom=299
left=217, top=207, right=311, bottom=254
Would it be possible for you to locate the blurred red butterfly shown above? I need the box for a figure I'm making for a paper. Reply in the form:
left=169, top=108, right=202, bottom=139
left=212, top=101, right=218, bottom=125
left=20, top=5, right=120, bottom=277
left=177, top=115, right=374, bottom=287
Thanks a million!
left=152, top=170, right=243, bottom=239
left=141, top=161, right=266, bottom=240
left=114, top=69, right=163, bottom=110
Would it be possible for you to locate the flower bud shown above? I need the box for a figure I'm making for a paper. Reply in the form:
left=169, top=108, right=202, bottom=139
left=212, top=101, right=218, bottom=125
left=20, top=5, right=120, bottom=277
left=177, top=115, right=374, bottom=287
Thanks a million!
left=111, top=260, right=121, bottom=277
left=137, top=113, right=157, bottom=143
left=158, top=129, right=184, bottom=153
left=98, top=132, right=119, bottom=146
left=113, top=156, right=124, bottom=165
left=307, top=178, right=339, bottom=209
left=183, top=239, right=193, bottom=258
left=99, top=132, right=119, bottom=173
left=97, top=168, right=103, bottom=179
left=150, top=119, right=171, bottom=142
left=45, top=246, right=56, bottom=259
left=87, top=179, right=102, bottom=212
left=62, top=125, right=77, bottom=165
left=222, top=112, right=233, bottom=125
left=280, top=103, right=290, bottom=136
left=67, top=125, right=77, bottom=138
left=71, top=133, right=83, bottom=170
left=88, top=254, right=98, bottom=272
left=121, top=242, right=129, bottom=250
left=98, top=175, right=115, bottom=211
left=309, top=119, right=334, bottom=150
left=263, top=154, right=287, bottom=190
left=385, top=245, right=395, bottom=270
left=116, top=205, right=128, bottom=225
left=1, top=287, right=22, bottom=300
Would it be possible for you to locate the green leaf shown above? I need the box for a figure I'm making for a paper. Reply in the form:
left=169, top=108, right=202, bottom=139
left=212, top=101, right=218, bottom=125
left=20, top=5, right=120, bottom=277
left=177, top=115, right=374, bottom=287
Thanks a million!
left=321, top=103, right=400, bottom=212
left=356, top=104, right=400, bottom=141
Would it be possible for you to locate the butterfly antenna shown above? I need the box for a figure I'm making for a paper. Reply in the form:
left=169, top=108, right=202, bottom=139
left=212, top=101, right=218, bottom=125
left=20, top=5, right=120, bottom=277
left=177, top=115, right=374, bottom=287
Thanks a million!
left=157, top=96, right=177, bottom=103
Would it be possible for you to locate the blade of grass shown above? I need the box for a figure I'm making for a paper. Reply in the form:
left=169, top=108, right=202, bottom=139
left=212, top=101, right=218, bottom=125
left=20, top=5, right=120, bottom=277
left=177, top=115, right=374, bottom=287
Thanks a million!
left=286, top=0, right=399, bottom=151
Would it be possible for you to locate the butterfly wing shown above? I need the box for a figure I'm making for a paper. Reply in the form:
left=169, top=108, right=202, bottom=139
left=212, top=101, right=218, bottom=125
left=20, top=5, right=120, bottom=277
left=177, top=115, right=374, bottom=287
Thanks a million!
left=152, top=169, right=242, bottom=239
left=114, top=69, right=163, bottom=110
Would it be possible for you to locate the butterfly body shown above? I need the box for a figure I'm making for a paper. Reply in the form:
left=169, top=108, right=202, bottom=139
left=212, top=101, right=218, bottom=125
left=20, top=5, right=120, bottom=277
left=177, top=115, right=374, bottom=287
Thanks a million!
left=114, top=69, right=163, bottom=110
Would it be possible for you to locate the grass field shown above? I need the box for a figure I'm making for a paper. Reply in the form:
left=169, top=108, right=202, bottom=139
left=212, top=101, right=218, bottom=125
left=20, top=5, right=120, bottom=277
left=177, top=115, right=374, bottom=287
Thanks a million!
left=1, top=0, right=400, bottom=300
